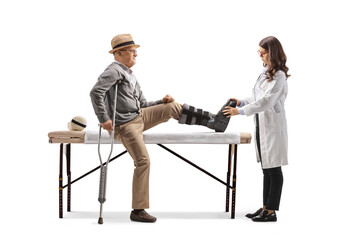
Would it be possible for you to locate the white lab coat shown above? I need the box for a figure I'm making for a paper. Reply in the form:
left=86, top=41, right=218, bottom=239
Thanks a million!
left=241, top=70, right=288, bottom=169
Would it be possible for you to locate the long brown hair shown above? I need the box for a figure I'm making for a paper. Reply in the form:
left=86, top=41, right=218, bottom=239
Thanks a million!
left=259, top=36, right=290, bottom=81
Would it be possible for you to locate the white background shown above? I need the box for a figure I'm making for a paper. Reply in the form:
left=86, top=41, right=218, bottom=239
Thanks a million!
left=1, top=0, right=359, bottom=239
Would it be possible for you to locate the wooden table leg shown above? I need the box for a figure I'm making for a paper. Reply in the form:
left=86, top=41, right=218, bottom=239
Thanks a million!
left=66, top=144, right=71, bottom=212
left=231, top=144, right=238, bottom=219
left=226, top=144, right=233, bottom=212
left=59, top=144, right=63, bottom=218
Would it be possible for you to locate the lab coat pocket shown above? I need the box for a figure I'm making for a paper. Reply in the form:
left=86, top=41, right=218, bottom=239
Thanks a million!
left=273, top=101, right=284, bottom=113
left=265, top=111, right=286, bottom=132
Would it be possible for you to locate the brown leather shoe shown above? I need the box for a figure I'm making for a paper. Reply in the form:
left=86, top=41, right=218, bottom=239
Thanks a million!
left=130, top=210, right=157, bottom=223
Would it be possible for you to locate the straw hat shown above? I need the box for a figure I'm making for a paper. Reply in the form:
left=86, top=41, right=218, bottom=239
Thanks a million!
left=109, top=34, right=140, bottom=54
left=68, top=116, right=87, bottom=131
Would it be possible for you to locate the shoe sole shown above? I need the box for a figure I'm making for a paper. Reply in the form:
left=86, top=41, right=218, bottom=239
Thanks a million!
left=130, top=215, right=157, bottom=223
left=252, top=218, right=277, bottom=222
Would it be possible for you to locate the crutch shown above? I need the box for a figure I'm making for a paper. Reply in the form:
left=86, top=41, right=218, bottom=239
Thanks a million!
left=97, top=81, right=119, bottom=224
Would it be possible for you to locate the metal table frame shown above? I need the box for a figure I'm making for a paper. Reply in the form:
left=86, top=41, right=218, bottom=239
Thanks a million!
left=58, top=143, right=238, bottom=219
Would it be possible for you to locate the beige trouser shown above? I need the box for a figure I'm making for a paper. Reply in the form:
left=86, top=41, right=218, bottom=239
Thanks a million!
left=114, top=102, right=183, bottom=209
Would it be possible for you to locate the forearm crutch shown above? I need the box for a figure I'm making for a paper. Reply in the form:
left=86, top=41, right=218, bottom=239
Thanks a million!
left=97, top=81, right=119, bottom=224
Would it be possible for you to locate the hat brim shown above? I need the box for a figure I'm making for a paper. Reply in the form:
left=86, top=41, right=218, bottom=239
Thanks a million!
left=109, top=44, right=140, bottom=54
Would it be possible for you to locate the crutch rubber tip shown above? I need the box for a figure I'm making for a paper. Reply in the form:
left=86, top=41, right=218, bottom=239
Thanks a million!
left=98, top=217, right=103, bottom=224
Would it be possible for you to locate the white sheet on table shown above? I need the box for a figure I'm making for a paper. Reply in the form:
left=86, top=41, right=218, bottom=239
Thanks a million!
left=84, top=130, right=241, bottom=144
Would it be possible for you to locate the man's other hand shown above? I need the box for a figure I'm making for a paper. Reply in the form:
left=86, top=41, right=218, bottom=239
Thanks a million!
left=162, top=94, right=175, bottom=103
left=101, top=120, right=113, bottom=131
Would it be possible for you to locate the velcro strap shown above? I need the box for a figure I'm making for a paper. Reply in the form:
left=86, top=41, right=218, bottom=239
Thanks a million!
left=185, top=106, right=195, bottom=124
left=195, top=108, right=203, bottom=124
left=203, top=111, right=210, bottom=120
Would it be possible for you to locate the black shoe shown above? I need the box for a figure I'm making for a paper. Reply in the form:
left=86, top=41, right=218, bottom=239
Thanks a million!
left=245, top=208, right=263, bottom=218
left=212, top=100, right=237, bottom=132
left=252, top=210, right=277, bottom=222
left=130, top=210, right=157, bottom=223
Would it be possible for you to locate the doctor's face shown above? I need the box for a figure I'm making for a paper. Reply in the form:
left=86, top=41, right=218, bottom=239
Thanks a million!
left=258, top=46, right=270, bottom=66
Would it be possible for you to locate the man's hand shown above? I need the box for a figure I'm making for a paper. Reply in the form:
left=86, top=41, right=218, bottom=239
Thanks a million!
left=101, top=119, right=113, bottom=131
left=162, top=94, right=175, bottom=103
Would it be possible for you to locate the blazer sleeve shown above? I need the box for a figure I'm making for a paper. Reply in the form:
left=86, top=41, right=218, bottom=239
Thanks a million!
left=90, top=68, right=122, bottom=123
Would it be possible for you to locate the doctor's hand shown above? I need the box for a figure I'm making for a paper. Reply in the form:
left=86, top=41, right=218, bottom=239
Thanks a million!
left=163, top=94, right=175, bottom=103
left=101, top=120, right=113, bottom=131
left=223, top=106, right=239, bottom=118
left=229, top=98, right=241, bottom=107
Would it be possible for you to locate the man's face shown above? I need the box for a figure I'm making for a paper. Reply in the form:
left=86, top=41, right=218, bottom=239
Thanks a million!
left=116, top=46, right=138, bottom=68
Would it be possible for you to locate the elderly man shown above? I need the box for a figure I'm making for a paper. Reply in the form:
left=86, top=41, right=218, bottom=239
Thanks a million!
left=90, top=34, right=235, bottom=223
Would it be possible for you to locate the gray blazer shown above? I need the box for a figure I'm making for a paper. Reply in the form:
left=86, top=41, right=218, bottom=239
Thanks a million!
left=90, top=62, right=162, bottom=125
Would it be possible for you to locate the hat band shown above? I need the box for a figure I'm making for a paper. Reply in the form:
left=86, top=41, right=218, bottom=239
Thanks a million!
left=113, top=41, right=135, bottom=49
left=71, top=119, right=86, bottom=128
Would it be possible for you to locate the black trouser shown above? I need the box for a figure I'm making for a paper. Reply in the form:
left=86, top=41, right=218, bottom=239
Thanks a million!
left=263, top=167, right=283, bottom=210
left=255, top=114, right=283, bottom=211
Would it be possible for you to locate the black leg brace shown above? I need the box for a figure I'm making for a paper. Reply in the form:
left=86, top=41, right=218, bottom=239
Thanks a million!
left=181, top=105, right=211, bottom=126
left=179, top=100, right=236, bottom=132
left=212, top=99, right=237, bottom=132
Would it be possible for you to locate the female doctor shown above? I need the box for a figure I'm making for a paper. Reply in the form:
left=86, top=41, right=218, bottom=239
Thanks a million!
left=223, top=36, right=290, bottom=222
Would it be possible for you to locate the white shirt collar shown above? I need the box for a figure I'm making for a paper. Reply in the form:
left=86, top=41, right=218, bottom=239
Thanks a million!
left=114, top=61, right=136, bottom=90
left=114, top=61, right=133, bottom=74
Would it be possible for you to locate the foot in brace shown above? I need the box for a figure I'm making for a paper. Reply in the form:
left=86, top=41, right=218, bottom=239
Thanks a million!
left=211, top=99, right=237, bottom=132
left=178, top=100, right=237, bottom=132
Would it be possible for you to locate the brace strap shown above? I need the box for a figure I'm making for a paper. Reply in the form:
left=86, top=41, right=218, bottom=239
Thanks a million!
left=203, top=111, right=210, bottom=120
left=185, top=106, right=195, bottom=124
left=195, top=108, right=203, bottom=125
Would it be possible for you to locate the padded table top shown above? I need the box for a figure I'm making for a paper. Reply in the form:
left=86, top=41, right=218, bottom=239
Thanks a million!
left=48, top=130, right=252, bottom=144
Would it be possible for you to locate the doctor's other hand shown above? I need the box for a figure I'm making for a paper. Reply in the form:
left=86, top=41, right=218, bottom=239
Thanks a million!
left=223, top=106, right=239, bottom=118
left=101, top=120, right=113, bottom=131
left=163, top=94, right=175, bottom=103
left=229, top=98, right=241, bottom=107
